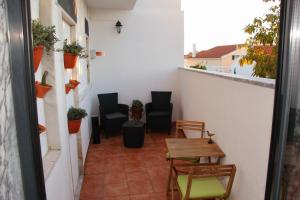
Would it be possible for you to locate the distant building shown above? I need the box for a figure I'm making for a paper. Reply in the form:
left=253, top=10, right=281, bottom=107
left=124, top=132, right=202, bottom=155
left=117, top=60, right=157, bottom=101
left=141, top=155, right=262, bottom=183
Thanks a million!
left=185, top=44, right=247, bottom=73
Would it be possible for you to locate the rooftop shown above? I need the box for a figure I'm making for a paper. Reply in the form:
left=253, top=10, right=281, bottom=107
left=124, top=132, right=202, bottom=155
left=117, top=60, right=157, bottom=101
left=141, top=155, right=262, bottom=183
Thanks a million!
left=185, top=44, right=243, bottom=59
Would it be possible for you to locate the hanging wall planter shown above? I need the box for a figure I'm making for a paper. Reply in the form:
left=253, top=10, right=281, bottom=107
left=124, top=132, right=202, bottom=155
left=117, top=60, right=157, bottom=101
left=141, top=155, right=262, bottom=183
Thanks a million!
left=35, top=71, right=52, bottom=98
left=65, top=83, right=73, bottom=94
left=38, top=124, right=47, bottom=134
left=32, top=20, right=58, bottom=72
left=67, top=107, right=87, bottom=134
left=69, top=80, right=80, bottom=89
left=36, top=82, right=52, bottom=98
left=64, top=53, right=78, bottom=69
left=58, top=39, right=86, bottom=69
left=68, top=119, right=82, bottom=134
left=33, top=45, right=44, bottom=72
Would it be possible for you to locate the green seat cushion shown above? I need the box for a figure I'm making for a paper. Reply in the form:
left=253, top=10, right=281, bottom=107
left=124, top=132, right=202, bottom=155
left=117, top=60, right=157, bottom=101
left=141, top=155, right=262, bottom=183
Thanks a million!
left=166, top=152, right=200, bottom=163
left=177, top=175, right=226, bottom=199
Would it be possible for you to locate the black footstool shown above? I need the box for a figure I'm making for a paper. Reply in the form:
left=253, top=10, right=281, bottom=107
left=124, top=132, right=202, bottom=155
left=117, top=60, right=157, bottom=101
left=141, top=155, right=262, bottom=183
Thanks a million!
left=122, top=121, right=145, bottom=148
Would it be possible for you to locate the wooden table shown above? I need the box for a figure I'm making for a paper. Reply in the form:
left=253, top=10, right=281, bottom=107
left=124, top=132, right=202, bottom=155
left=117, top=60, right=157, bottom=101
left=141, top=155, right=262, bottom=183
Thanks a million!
left=165, top=138, right=225, bottom=193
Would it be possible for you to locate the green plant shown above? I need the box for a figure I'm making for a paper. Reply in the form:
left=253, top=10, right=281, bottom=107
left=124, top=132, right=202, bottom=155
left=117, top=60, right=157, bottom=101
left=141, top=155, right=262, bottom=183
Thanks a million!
left=132, top=100, right=143, bottom=110
left=41, top=71, right=49, bottom=86
left=67, top=107, right=87, bottom=120
left=240, top=5, right=280, bottom=78
left=32, top=20, right=59, bottom=52
left=190, top=64, right=207, bottom=70
left=59, top=39, right=87, bottom=58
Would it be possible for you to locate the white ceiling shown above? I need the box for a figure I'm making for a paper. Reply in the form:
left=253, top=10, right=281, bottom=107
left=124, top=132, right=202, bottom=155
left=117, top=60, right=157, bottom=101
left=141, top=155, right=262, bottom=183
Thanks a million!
left=84, top=0, right=137, bottom=10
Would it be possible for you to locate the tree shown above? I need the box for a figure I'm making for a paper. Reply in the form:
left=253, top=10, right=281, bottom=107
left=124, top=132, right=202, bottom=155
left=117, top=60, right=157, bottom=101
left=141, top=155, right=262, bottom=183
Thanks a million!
left=240, top=5, right=280, bottom=78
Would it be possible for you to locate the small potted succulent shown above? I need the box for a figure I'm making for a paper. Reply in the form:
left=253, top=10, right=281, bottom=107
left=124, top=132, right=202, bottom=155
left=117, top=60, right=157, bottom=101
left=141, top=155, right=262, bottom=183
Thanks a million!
left=35, top=71, right=52, bottom=98
left=69, top=79, right=80, bottom=89
left=65, top=83, right=73, bottom=94
left=67, top=107, right=87, bottom=134
left=131, top=100, right=143, bottom=121
left=59, top=39, right=86, bottom=69
left=32, top=20, right=59, bottom=72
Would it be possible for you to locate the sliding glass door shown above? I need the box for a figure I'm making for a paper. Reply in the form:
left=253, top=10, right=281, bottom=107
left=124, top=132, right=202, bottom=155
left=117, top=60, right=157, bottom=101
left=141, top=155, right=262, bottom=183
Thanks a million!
left=266, top=0, right=300, bottom=199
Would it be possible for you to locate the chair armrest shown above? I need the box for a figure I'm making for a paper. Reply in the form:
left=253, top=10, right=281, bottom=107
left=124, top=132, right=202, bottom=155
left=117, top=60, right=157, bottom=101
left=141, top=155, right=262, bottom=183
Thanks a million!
left=145, top=103, right=153, bottom=115
left=169, top=103, right=173, bottom=114
left=118, top=104, right=129, bottom=116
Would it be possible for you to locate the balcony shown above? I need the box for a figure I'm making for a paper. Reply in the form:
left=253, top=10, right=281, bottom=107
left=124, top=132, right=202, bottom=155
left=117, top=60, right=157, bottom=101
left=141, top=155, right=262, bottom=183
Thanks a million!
left=79, top=67, right=275, bottom=200
left=1, top=0, right=277, bottom=200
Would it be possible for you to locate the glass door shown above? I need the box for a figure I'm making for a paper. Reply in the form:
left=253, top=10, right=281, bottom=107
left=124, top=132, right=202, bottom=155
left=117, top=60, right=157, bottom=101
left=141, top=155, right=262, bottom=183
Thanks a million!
left=266, top=0, right=300, bottom=199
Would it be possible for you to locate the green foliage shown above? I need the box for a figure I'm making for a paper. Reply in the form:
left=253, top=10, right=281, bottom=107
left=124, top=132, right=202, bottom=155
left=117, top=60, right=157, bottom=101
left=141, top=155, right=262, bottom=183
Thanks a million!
left=240, top=5, right=280, bottom=78
left=189, top=64, right=207, bottom=70
left=32, top=20, right=59, bottom=52
left=67, top=107, right=87, bottom=120
left=132, top=100, right=143, bottom=109
left=41, top=71, right=49, bottom=86
left=59, top=39, right=87, bottom=58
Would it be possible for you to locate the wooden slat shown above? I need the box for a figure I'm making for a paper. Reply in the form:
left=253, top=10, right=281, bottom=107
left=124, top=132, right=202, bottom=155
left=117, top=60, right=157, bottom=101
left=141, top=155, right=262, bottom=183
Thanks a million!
left=166, top=138, right=225, bottom=158
left=176, top=120, right=205, bottom=138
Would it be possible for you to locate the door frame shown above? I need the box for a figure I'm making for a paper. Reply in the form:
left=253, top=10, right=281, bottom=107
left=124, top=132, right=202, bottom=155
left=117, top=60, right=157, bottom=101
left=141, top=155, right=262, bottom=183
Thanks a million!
left=6, top=0, right=46, bottom=199
left=264, top=0, right=297, bottom=199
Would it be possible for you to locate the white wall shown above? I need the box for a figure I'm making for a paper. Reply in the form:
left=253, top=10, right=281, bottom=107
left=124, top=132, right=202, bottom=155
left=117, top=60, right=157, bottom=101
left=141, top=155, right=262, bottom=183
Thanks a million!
left=31, top=0, right=92, bottom=199
left=179, top=68, right=275, bottom=200
left=89, top=0, right=184, bottom=120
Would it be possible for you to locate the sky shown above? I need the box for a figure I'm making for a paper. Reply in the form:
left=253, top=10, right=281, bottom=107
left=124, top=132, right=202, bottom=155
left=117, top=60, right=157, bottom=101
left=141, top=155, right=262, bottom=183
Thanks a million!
left=182, top=0, right=278, bottom=54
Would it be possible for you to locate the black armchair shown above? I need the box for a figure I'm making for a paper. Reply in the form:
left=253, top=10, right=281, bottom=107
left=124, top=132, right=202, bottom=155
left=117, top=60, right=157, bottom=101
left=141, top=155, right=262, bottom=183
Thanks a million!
left=98, top=93, right=129, bottom=138
left=146, top=91, right=173, bottom=133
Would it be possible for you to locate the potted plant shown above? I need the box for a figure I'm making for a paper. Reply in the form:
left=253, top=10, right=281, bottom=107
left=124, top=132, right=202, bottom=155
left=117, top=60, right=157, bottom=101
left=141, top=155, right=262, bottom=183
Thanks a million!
left=35, top=71, right=52, bottom=98
left=69, top=79, right=80, bottom=89
left=32, top=20, right=59, bottom=72
left=131, top=100, right=143, bottom=121
left=59, top=39, right=86, bottom=69
left=67, top=107, right=87, bottom=134
left=65, top=83, right=73, bottom=94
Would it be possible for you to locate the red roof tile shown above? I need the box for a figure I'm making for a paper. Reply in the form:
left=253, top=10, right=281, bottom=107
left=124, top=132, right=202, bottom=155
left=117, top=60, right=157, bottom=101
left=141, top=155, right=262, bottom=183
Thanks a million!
left=196, top=45, right=240, bottom=58
left=185, top=44, right=243, bottom=59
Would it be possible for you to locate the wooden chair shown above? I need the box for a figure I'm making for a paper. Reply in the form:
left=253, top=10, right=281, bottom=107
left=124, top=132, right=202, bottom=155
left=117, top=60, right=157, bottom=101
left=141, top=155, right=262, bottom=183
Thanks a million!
left=172, top=164, right=236, bottom=200
left=166, top=120, right=205, bottom=163
left=175, top=120, right=205, bottom=138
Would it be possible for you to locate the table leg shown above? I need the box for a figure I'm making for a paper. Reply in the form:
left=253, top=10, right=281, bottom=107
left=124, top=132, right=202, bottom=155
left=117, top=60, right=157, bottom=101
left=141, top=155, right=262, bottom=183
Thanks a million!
left=167, top=159, right=174, bottom=194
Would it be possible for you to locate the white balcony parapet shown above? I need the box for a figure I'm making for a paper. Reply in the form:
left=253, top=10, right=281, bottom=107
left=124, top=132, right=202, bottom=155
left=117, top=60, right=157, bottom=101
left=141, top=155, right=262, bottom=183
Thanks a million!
left=179, top=67, right=275, bottom=89
left=179, top=67, right=275, bottom=200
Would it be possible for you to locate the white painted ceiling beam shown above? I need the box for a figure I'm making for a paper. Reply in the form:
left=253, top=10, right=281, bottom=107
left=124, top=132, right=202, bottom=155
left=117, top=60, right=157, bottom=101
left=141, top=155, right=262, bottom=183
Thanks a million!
left=84, top=0, right=137, bottom=10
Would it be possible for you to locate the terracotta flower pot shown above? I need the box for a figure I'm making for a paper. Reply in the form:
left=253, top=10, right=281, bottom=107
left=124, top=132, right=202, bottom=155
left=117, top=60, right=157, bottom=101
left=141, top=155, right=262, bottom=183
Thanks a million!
left=68, top=119, right=82, bottom=134
left=64, top=53, right=78, bottom=69
left=35, top=82, right=52, bottom=98
left=38, top=124, right=47, bottom=134
left=96, top=51, right=105, bottom=57
left=33, top=45, right=44, bottom=72
left=69, top=80, right=80, bottom=89
left=65, top=84, right=72, bottom=94
left=131, top=108, right=143, bottom=121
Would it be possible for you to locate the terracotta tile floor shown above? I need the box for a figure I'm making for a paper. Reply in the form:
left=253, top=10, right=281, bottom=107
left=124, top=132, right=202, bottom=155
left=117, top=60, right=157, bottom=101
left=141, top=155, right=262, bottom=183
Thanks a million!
left=80, top=130, right=182, bottom=200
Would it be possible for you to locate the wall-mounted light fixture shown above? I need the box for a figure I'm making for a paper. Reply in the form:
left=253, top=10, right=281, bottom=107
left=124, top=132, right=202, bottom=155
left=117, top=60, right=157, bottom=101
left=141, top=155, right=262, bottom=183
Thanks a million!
left=115, top=20, right=123, bottom=34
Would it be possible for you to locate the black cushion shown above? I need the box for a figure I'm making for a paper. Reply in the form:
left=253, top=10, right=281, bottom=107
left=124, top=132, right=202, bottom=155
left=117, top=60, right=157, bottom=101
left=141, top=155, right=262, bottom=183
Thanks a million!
left=105, top=112, right=127, bottom=120
left=148, top=111, right=170, bottom=117
left=98, top=93, right=118, bottom=114
left=151, top=91, right=171, bottom=111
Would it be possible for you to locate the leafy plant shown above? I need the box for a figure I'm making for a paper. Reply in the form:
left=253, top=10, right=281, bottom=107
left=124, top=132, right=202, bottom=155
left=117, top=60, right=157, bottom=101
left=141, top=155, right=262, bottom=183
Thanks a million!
left=59, top=39, right=87, bottom=58
left=32, top=20, right=59, bottom=52
left=41, top=71, right=49, bottom=86
left=132, top=100, right=143, bottom=110
left=240, top=5, right=280, bottom=78
left=190, top=64, right=207, bottom=70
left=67, top=107, right=87, bottom=120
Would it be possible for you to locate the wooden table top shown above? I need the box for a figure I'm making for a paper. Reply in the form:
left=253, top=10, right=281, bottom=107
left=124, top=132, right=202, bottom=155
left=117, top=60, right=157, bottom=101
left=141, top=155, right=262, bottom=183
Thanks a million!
left=165, top=138, right=225, bottom=158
